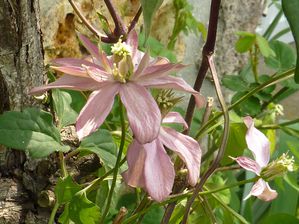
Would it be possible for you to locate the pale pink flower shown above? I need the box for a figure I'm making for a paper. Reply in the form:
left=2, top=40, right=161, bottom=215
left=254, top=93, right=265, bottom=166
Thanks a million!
left=30, top=31, right=202, bottom=143
left=232, top=116, right=278, bottom=202
left=122, top=112, right=202, bottom=202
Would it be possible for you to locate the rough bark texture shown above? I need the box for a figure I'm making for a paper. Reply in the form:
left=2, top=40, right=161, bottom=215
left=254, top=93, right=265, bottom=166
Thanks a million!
left=0, top=0, right=47, bottom=223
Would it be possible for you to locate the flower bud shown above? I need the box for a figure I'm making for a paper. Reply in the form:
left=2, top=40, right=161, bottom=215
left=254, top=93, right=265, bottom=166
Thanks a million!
left=111, top=38, right=132, bottom=64
left=156, top=90, right=183, bottom=117
left=260, top=153, right=295, bottom=182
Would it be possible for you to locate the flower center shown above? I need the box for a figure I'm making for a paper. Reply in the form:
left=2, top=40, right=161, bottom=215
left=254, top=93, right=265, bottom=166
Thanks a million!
left=111, top=39, right=132, bottom=58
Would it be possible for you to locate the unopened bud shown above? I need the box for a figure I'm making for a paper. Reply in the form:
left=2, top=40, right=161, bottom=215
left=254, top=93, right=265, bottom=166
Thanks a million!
left=261, top=153, right=295, bottom=182
left=111, top=38, right=132, bottom=63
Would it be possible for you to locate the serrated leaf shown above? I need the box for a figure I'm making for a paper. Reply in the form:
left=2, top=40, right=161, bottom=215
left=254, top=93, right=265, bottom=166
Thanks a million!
left=52, top=89, right=86, bottom=129
left=60, top=191, right=101, bottom=224
left=78, top=129, right=117, bottom=168
left=0, top=108, right=69, bottom=158
left=265, top=40, right=296, bottom=72
left=55, top=176, right=81, bottom=204
left=221, top=122, right=247, bottom=165
left=140, top=0, right=164, bottom=40
left=256, top=34, right=275, bottom=58
left=282, top=0, right=299, bottom=83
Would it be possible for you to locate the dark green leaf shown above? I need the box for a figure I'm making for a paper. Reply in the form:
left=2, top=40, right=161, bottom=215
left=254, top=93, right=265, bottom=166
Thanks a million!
left=142, top=206, right=164, bottom=224
left=282, top=0, right=299, bottom=83
left=0, top=108, right=69, bottom=158
left=265, top=40, right=296, bottom=72
left=52, top=89, right=86, bottom=129
left=140, top=0, right=164, bottom=40
left=260, top=213, right=299, bottom=224
left=78, top=129, right=117, bottom=168
left=61, top=191, right=101, bottom=224
left=256, top=34, right=275, bottom=58
left=55, top=176, right=81, bottom=204
left=95, top=167, right=109, bottom=211
left=231, top=92, right=261, bottom=116
left=221, top=123, right=247, bottom=165
left=222, top=75, right=248, bottom=91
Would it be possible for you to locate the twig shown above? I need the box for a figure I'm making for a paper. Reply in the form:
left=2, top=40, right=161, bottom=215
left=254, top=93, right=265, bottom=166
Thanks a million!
left=181, top=55, right=230, bottom=224
left=184, top=0, right=222, bottom=134
left=113, top=207, right=128, bottom=224
left=128, top=7, right=142, bottom=33
left=104, top=0, right=126, bottom=36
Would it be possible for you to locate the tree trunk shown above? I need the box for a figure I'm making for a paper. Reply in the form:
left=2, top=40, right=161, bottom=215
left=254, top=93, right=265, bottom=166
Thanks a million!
left=0, top=0, right=47, bottom=223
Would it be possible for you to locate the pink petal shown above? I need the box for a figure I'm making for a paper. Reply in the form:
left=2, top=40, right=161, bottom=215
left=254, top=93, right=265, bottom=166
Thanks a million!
left=122, top=140, right=146, bottom=188
left=126, top=30, right=138, bottom=60
left=159, top=127, right=201, bottom=186
left=76, top=83, right=120, bottom=140
left=232, top=156, right=261, bottom=175
left=77, top=33, right=112, bottom=71
left=119, top=83, right=161, bottom=144
left=132, top=52, right=150, bottom=79
left=51, top=65, right=90, bottom=77
left=137, top=63, right=186, bottom=80
left=245, top=179, right=278, bottom=201
left=257, top=182, right=278, bottom=201
left=137, top=75, right=205, bottom=108
left=244, top=116, right=270, bottom=167
left=52, top=58, right=103, bottom=70
left=162, top=112, right=188, bottom=130
left=29, top=75, right=100, bottom=95
left=84, top=66, right=113, bottom=83
left=143, top=138, right=175, bottom=202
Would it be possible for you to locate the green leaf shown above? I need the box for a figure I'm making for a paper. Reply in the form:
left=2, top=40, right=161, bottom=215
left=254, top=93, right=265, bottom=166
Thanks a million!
left=222, top=75, right=248, bottom=91
left=60, top=191, right=101, bottom=224
left=282, top=0, right=299, bottom=83
left=256, top=34, right=275, bottom=58
left=95, top=167, right=109, bottom=212
left=0, top=108, right=69, bottom=158
left=235, top=36, right=255, bottom=53
left=52, top=89, right=86, bottom=129
left=265, top=40, right=296, bottom=72
left=142, top=206, right=164, bottom=224
left=55, top=176, right=81, bottom=204
left=78, top=129, right=118, bottom=168
left=231, top=92, right=261, bottom=116
left=140, top=0, right=164, bottom=40
left=221, top=123, right=247, bottom=165
left=260, top=213, right=299, bottom=224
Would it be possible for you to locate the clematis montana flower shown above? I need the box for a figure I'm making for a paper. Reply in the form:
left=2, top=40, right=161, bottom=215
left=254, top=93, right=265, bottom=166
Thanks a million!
left=122, top=112, right=202, bottom=202
left=30, top=31, right=202, bottom=144
left=232, top=116, right=278, bottom=201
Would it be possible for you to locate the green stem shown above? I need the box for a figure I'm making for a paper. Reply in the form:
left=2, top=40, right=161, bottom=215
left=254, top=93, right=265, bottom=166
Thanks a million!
left=195, top=68, right=295, bottom=140
left=250, top=46, right=259, bottom=83
left=100, top=99, right=126, bottom=224
left=48, top=201, right=59, bottom=224
left=48, top=152, right=68, bottom=224
left=260, top=118, right=299, bottom=130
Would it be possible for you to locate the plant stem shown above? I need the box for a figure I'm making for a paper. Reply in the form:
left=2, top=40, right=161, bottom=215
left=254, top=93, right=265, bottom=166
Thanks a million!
left=68, top=0, right=107, bottom=40
left=250, top=45, right=259, bottom=83
left=100, top=99, right=126, bottom=224
left=104, top=0, right=126, bottom=36
left=195, top=68, right=295, bottom=140
left=48, top=201, right=59, bottom=224
left=184, top=0, right=221, bottom=133
left=260, top=118, right=299, bottom=129
left=181, top=55, right=230, bottom=224
left=128, top=7, right=142, bottom=33
left=261, top=86, right=289, bottom=110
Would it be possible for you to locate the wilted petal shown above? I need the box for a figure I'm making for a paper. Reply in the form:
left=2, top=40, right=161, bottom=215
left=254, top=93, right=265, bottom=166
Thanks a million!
left=257, top=182, right=278, bottom=201
left=159, top=127, right=201, bottom=186
left=138, top=75, right=205, bottom=108
left=162, top=112, right=188, bottom=130
left=232, top=156, right=261, bottom=175
left=143, top=139, right=175, bottom=202
left=119, top=83, right=161, bottom=144
left=122, top=140, right=146, bottom=188
left=244, top=116, right=270, bottom=167
left=29, top=75, right=100, bottom=95
left=245, top=179, right=278, bottom=201
left=76, top=83, right=120, bottom=140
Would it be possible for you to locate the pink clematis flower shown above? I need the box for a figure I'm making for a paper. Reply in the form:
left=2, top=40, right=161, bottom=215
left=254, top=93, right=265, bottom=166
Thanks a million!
left=232, top=116, right=278, bottom=201
left=30, top=31, right=202, bottom=144
left=122, top=112, right=202, bottom=202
